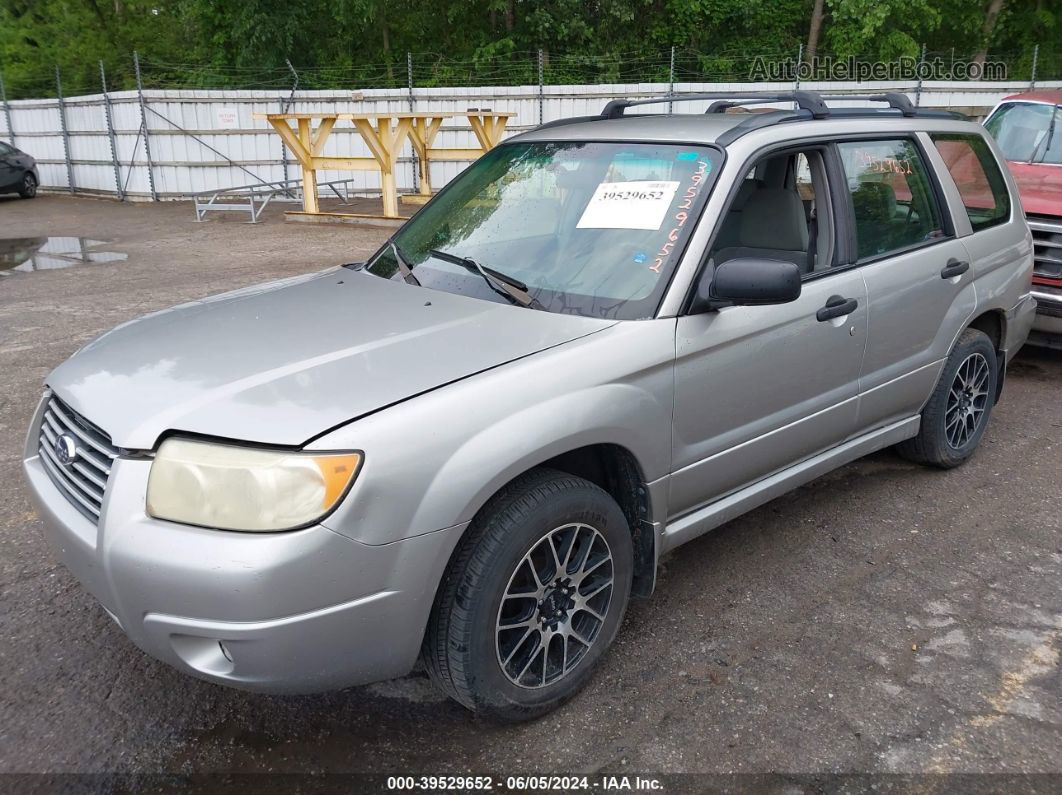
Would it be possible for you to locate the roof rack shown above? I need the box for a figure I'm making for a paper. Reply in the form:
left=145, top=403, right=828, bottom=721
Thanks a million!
left=816, top=92, right=917, bottom=116
left=598, top=89, right=964, bottom=123
left=816, top=93, right=964, bottom=119
left=529, top=90, right=965, bottom=138
left=602, top=91, right=830, bottom=120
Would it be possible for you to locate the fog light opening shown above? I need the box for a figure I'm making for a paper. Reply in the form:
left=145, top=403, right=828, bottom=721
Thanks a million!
left=169, top=634, right=236, bottom=676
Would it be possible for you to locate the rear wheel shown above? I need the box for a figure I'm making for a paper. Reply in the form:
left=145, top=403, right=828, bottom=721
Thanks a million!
left=18, top=173, right=37, bottom=199
left=896, top=327, right=997, bottom=468
left=423, top=468, right=633, bottom=721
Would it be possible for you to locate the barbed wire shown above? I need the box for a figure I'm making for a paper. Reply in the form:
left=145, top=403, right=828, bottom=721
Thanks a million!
left=1, top=47, right=1056, bottom=101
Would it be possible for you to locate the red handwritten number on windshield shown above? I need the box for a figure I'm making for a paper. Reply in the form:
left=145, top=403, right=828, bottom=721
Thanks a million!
left=858, top=150, right=913, bottom=175
left=650, top=160, right=708, bottom=273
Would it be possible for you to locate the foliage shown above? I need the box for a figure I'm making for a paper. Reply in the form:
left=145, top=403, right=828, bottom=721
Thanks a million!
left=0, top=0, right=1056, bottom=98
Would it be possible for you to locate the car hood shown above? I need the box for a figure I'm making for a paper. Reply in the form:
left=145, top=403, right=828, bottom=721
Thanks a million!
left=1007, top=161, right=1062, bottom=217
left=47, top=269, right=615, bottom=449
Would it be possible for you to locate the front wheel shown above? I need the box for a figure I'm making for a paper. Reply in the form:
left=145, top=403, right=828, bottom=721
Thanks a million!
left=896, top=327, right=997, bottom=468
left=423, top=468, right=633, bottom=721
left=18, top=173, right=37, bottom=199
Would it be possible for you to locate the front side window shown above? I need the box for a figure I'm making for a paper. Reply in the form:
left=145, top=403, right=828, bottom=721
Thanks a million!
left=709, top=148, right=833, bottom=276
left=837, top=139, right=945, bottom=261
left=366, top=141, right=721, bottom=319
left=985, top=102, right=1062, bottom=165
left=930, top=133, right=1011, bottom=232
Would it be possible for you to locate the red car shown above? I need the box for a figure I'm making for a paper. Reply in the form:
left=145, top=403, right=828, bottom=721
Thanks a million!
left=984, top=90, right=1062, bottom=347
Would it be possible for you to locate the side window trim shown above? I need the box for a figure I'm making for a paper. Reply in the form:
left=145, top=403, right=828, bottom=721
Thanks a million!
left=799, top=150, right=836, bottom=278
left=824, top=142, right=857, bottom=268
left=831, top=133, right=955, bottom=266
left=916, top=130, right=975, bottom=238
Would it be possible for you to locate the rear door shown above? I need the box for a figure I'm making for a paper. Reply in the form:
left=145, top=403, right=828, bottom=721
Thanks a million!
left=834, top=137, right=976, bottom=429
left=926, top=130, right=1029, bottom=349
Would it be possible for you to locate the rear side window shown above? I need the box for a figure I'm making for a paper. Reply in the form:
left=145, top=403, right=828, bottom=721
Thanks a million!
left=930, top=133, right=1011, bottom=232
left=837, top=139, right=945, bottom=261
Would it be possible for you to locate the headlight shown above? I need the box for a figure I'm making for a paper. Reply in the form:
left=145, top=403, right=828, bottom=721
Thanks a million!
left=147, top=438, right=361, bottom=532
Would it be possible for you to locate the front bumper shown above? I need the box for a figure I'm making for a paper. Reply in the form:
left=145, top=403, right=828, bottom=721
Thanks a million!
left=22, top=402, right=465, bottom=694
left=1030, top=284, right=1062, bottom=346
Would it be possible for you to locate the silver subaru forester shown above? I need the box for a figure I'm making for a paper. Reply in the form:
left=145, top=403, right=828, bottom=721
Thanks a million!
left=23, top=92, right=1036, bottom=720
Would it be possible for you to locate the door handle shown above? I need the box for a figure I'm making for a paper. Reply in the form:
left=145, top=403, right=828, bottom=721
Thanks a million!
left=941, top=258, right=970, bottom=279
left=816, top=294, right=858, bottom=322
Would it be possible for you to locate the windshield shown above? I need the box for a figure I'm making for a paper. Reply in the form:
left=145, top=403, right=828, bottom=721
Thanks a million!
left=366, top=141, right=721, bottom=319
left=985, top=101, right=1062, bottom=165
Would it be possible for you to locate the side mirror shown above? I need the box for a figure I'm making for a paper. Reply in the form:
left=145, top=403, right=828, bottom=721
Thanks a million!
left=692, top=257, right=802, bottom=311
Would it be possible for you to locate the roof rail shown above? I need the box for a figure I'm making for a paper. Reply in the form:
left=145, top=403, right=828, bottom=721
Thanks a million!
left=597, top=90, right=966, bottom=122
left=714, top=109, right=814, bottom=145
left=526, top=90, right=968, bottom=138
left=816, top=92, right=917, bottom=116
left=601, top=91, right=831, bottom=120
left=817, top=93, right=965, bottom=119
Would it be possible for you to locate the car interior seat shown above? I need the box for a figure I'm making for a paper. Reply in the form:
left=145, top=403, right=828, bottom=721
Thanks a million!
left=712, top=187, right=810, bottom=270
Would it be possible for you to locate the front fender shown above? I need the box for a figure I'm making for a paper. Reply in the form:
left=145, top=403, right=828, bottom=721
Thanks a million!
left=417, top=382, right=668, bottom=536
left=315, top=319, right=676, bottom=547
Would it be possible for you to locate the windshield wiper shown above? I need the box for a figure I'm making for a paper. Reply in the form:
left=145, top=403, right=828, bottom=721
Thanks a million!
left=1034, top=106, right=1059, bottom=164
left=390, top=241, right=420, bottom=286
left=429, top=249, right=544, bottom=310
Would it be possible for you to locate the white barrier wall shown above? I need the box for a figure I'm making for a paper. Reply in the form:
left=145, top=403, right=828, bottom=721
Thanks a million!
left=2, top=79, right=1056, bottom=200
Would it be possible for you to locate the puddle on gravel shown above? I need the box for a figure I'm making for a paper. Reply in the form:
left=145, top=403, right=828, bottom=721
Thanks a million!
left=0, top=236, right=127, bottom=276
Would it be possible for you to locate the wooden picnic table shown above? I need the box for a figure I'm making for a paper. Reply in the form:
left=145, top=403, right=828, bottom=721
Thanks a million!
left=253, top=110, right=513, bottom=220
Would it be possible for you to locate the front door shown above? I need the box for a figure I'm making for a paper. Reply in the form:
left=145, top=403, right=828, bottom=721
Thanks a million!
left=670, top=272, right=868, bottom=519
left=669, top=145, right=867, bottom=520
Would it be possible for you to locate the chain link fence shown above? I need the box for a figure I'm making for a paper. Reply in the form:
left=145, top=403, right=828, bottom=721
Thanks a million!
left=1, top=46, right=1057, bottom=100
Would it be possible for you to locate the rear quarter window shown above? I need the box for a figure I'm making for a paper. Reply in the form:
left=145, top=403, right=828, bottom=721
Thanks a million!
left=930, top=133, right=1011, bottom=232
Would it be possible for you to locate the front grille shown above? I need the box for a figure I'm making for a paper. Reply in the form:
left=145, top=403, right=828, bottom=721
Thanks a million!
left=37, top=395, right=118, bottom=523
left=1028, top=215, right=1062, bottom=282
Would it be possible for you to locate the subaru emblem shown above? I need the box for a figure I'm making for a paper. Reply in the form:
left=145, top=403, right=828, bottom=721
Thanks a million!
left=54, top=433, right=78, bottom=467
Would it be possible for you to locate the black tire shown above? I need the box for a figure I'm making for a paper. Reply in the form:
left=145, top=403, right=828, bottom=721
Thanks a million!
left=18, top=173, right=37, bottom=199
left=423, top=467, right=633, bottom=721
left=896, top=327, right=997, bottom=469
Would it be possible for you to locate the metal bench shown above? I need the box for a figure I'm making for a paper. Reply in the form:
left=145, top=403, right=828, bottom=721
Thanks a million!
left=193, top=177, right=360, bottom=223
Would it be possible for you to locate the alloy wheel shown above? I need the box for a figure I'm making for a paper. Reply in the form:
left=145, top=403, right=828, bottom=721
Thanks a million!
left=495, top=522, right=614, bottom=689
left=945, top=352, right=990, bottom=449
left=23, top=175, right=36, bottom=197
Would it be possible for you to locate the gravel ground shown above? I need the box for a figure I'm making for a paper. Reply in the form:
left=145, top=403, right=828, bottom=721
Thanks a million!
left=1, top=195, right=1059, bottom=781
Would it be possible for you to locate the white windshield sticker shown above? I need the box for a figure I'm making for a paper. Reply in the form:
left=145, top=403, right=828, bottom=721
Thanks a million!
left=576, top=180, right=680, bottom=230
